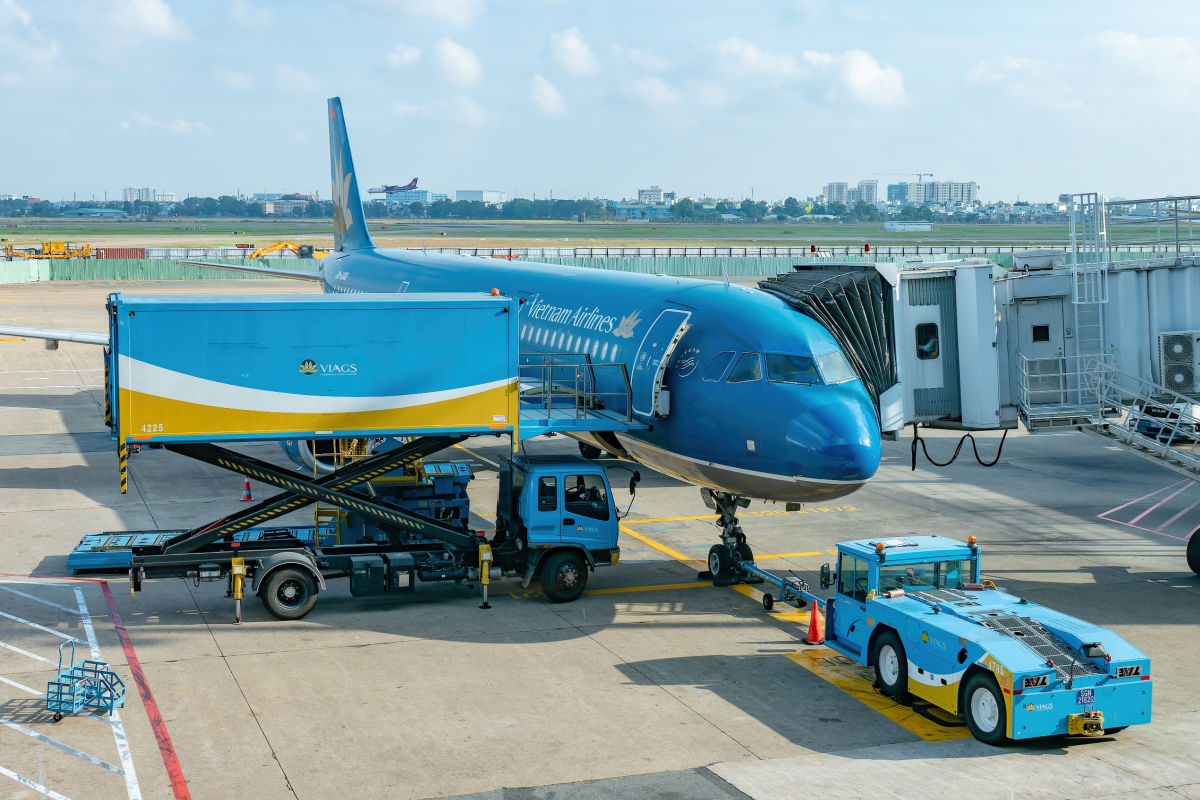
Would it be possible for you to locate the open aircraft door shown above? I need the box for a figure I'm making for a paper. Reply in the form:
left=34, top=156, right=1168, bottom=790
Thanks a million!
left=631, top=308, right=691, bottom=418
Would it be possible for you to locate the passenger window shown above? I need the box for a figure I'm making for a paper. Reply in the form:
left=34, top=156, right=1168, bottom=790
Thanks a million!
left=564, top=474, right=609, bottom=521
left=837, top=554, right=868, bottom=601
left=766, top=353, right=820, bottom=384
left=916, top=323, right=939, bottom=360
left=725, top=352, right=762, bottom=383
left=537, top=476, right=557, bottom=512
left=703, top=351, right=735, bottom=382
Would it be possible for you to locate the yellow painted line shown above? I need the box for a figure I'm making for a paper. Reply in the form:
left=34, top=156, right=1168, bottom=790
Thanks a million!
left=584, top=581, right=710, bottom=596
left=785, top=650, right=970, bottom=742
left=755, top=551, right=823, bottom=559
left=0, top=338, right=23, bottom=342
left=453, top=442, right=501, bottom=469
left=622, top=514, right=717, bottom=524
left=619, top=525, right=699, bottom=564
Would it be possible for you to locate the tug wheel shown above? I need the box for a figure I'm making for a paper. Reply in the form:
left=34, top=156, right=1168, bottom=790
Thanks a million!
left=762, top=593, right=774, bottom=611
left=1187, top=529, right=1200, bottom=576
left=963, top=672, right=1008, bottom=745
left=873, top=630, right=909, bottom=700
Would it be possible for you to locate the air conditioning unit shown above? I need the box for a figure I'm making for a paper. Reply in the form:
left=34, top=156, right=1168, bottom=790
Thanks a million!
left=1158, top=331, right=1200, bottom=393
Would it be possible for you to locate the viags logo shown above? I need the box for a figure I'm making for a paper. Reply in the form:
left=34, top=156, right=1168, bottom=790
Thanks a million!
left=299, top=358, right=358, bottom=376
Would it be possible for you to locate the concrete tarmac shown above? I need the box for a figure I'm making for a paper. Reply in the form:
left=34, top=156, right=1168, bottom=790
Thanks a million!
left=1, top=280, right=1197, bottom=800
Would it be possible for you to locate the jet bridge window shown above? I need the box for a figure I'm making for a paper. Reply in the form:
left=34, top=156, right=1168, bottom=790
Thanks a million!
left=702, top=351, right=735, bottom=382
left=1032, top=324, right=1050, bottom=343
left=725, top=352, right=762, bottom=383
left=766, top=354, right=820, bottom=384
left=915, top=323, right=940, bottom=360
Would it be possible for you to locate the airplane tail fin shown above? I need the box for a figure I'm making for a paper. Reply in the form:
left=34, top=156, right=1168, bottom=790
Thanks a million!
left=327, top=97, right=375, bottom=251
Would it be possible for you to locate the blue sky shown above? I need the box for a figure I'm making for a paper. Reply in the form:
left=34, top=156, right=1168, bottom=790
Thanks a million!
left=3, top=0, right=1198, bottom=203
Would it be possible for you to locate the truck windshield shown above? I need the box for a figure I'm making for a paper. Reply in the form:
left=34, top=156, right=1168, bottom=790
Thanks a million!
left=878, top=559, right=974, bottom=591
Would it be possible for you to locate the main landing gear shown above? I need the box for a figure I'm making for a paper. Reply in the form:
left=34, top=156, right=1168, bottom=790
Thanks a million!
left=697, top=489, right=760, bottom=587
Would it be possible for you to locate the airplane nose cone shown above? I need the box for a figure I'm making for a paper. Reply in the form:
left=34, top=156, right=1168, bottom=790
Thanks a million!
left=786, top=385, right=881, bottom=483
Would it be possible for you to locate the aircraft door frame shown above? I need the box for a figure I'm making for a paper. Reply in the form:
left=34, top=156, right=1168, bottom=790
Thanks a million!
left=630, top=308, right=692, bottom=418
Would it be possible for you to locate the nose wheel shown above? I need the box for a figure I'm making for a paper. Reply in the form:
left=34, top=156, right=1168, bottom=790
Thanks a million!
left=697, top=490, right=762, bottom=587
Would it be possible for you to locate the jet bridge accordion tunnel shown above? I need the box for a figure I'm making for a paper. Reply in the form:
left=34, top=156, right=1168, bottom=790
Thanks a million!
left=758, top=265, right=898, bottom=423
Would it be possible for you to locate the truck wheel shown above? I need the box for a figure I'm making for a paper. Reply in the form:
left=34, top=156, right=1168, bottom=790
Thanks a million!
left=873, top=631, right=909, bottom=700
left=578, top=441, right=603, bottom=460
left=542, top=551, right=588, bottom=603
left=1187, top=530, right=1200, bottom=576
left=261, top=568, right=318, bottom=620
left=963, top=673, right=1007, bottom=745
left=707, top=545, right=734, bottom=585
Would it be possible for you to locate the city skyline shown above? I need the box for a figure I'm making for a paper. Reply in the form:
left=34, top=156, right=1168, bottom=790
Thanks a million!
left=2, top=2, right=1198, bottom=202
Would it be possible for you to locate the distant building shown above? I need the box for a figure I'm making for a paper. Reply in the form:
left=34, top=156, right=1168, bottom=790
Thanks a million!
left=252, top=193, right=283, bottom=201
left=61, top=207, right=128, bottom=217
left=883, top=221, right=933, bottom=232
left=638, top=186, right=665, bottom=204
left=904, top=181, right=977, bottom=205
left=261, top=199, right=309, bottom=215
left=612, top=202, right=672, bottom=220
left=455, top=190, right=507, bottom=204
left=122, top=187, right=175, bottom=202
left=389, top=189, right=448, bottom=205
left=854, top=180, right=878, bottom=205
left=887, top=183, right=908, bottom=203
left=824, top=182, right=848, bottom=205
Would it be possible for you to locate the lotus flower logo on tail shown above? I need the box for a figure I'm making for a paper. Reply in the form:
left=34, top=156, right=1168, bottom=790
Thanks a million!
left=613, top=309, right=643, bottom=339
left=331, top=148, right=354, bottom=243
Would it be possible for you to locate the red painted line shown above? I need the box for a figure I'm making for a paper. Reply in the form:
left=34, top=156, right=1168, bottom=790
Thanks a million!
left=100, top=581, right=191, bottom=800
left=1157, top=496, right=1200, bottom=533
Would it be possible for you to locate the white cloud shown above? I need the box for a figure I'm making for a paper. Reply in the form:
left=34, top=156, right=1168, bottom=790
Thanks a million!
left=392, top=101, right=422, bottom=116
left=230, top=0, right=272, bottom=26
left=123, top=113, right=211, bottom=135
left=1094, top=30, right=1200, bottom=87
left=0, top=1, right=60, bottom=85
left=966, top=56, right=1080, bottom=111
left=436, top=38, right=482, bottom=85
left=693, top=81, right=731, bottom=111
left=449, top=96, right=489, bottom=126
left=611, top=45, right=667, bottom=72
left=386, top=43, right=421, bottom=68
left=2, top=0, right=32, bottom=27
left=550, top=27, right=597, bottom=77
left=275, top=64, right=320, bottom=93
left=115, top=0, right=191, bottom=41
left=529, top=74, right=566, bottom=116
left=835, top=50, right=906, bottom=109
left=217, top=68, right=253, bottom=91
left=383, top=0, right=483, bottom=27
left=713, top=37, right=801, bottom=78
left=629, top=77, right=681, bottom=108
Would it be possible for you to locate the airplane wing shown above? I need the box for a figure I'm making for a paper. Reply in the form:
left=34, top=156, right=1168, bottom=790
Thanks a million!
left=180, top=260, right=326, bottom=283
left=0, top=326, right=109, bottom=346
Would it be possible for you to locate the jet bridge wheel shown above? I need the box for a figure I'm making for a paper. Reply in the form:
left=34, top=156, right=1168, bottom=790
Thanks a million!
left=963, top=672, right=1008, bottom=745
left=1188, top=529, right=1200, bottom=576
left=262, top=568, right=318, bottom=620
left=873, top=630, right=909, bottom=700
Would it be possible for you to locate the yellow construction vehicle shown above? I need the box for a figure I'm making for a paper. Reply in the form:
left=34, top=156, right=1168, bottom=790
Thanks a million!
left=3, top=242, right=93, bottom=259
left=246, top=241, right=329, bottom=260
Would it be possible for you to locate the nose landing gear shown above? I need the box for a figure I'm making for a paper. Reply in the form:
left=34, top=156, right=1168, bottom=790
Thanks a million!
left=697, top=489, right=761, bottom=586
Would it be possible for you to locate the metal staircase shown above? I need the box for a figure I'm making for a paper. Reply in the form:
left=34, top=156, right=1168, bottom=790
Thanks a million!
left=1018, top=357, right=1200, bottom=479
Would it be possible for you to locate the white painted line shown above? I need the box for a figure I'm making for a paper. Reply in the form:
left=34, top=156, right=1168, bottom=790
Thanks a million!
left=0, top=640, right=57, bottom=666
left=0, top=610, right=87, bottom=644
left=0, top=673, right=43, bottom=697
left=0, top=718, right=124, bottom=775
left=0, top=585, right=83, bottom=616
left=74, top=587, right=141, bottom=800
left=0, top=764, right=73, bottom=800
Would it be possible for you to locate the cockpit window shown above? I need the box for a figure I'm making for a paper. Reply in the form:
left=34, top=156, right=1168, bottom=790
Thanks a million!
left=766, top=354, right=820, bottom=384
left=702, top=351, right=735, bottom=382
left=815, top=351, right=856, bottom=384
left=725, top=352, right=762, bottom=383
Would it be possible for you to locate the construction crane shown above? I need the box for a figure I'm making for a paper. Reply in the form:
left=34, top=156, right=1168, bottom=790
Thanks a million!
left=3, top=242, right=93, bottom=259
left=877, top=172, right=934, bottom=183
left=245, top=241, right=329, bottom=260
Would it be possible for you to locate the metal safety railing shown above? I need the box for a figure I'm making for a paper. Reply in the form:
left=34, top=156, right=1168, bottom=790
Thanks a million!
left=517, top=353, right=633, bottom=422
left=1089, top=363, right=1200, bottom=474
left=1016, top=354, right=1113, bottom=420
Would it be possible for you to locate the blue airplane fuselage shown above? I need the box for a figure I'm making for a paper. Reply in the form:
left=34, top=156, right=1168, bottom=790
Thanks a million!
left=318, top=247, right=881, bottom=503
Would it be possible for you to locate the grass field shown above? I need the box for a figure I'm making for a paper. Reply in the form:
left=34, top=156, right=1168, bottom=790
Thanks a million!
left=0, top=216, right=1138, bottom=250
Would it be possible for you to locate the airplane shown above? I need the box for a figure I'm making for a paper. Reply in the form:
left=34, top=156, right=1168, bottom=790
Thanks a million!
left=0, top=97, right=881, bottom=584
left=368, top=178, right=418, bottom=194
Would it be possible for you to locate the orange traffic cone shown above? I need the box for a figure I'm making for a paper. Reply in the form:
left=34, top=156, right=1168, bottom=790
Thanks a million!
left=806, top=601, right=825, bottom=644
left=240, top=476, right=253, bottom=502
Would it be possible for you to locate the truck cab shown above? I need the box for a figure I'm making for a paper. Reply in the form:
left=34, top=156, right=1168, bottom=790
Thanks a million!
left=818, top=536, right=1152, bottom=744
left=496, top=455, right=621, bottom=602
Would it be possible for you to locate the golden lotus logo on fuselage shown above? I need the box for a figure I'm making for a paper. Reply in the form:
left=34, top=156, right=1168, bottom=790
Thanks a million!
left=299, top=359, right=318, bottom=375
left=299, top=358, right=357, bottom=376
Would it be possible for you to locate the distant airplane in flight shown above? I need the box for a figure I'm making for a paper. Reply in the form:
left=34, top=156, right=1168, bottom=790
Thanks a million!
left=368, top=178, right=418, bottom=194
